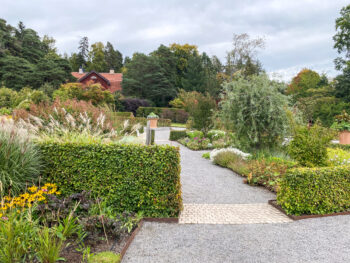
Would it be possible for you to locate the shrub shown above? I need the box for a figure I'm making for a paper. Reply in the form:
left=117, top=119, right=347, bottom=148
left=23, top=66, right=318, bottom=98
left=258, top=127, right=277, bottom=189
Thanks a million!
left=207, top=130, right=226, bottom=141
left=247, top=157, right=297, bottom=192
left=212, top=151, right=250, bottom=176
left=38, top=142, right=182, bottom=217
left=187, top=130, right=203, bottom=139
left=0, top=120, right=42, bottom=196
left=191, top=93, right=216, bottom=134
left=220, top=74, right=289, bottom=148
left=169, top=130, right=187, bottom=141
left=277, top=166, right=350, bottom=215
left=288, top=124, right=334, bottom=167
left=202, top=152, right=210, bottom=159
left=53, top=83, right=114, bottom=106
left=121, top=98, right=150, bottom=116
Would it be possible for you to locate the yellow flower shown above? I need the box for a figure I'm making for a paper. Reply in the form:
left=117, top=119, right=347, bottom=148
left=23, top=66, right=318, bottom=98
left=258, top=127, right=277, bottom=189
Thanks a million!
left=28, top=186, right=38, bottom=193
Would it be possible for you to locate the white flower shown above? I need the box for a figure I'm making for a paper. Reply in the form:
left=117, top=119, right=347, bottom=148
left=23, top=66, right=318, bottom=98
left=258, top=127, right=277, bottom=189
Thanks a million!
left=209, top=147, right=250, bottom=161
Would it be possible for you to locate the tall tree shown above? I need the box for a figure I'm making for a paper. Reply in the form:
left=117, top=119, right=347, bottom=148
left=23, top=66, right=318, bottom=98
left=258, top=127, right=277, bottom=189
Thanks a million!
left=225, top=33, right=265, bottom=79
left=122, top=53, right=176, bottom=106
left=104, top=42, right=123, bottom=72
left=77, top=36, right=89, bottom=69
left=334, top=4, right=350, bottom=70
left=87, top=42, right=107, bottom=72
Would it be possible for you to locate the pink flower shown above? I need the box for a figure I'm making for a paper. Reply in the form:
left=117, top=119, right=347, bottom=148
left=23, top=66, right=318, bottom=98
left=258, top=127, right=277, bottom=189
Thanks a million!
left=194, top=137, right=198, bottom=140
left=1, top=216, right=8, bottom=221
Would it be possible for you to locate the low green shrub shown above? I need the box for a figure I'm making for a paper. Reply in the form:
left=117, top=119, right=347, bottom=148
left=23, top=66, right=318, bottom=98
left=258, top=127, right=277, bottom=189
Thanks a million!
left=169, top=130, right=187, bottom=141
left=39, top=142, right=182, bottom=217
left=288, top=124, right=334, bottom=167
left=186, top=130, right=203, bottom=139
left=247, top=157, right=297, bottom=192
left=202, top=152, right=210, bottom=159
left=213, top=151, right=250, bottom=176
left=277, top=166, right=350, bottom=215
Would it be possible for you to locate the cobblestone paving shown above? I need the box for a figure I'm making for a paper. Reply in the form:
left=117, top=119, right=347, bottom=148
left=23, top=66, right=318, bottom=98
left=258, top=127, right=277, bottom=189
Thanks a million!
left=179, top=203, right=292, bottom=224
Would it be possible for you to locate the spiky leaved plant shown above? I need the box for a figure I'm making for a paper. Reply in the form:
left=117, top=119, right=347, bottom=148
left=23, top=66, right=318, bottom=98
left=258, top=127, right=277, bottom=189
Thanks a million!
left=0, top=119, right=42, bottom=197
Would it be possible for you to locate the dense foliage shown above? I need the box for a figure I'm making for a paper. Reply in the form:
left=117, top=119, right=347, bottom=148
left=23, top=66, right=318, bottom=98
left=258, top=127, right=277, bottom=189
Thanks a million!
left=288, top=124, right=334, bottom=167
left=169, top=130, right=187, bottom=141
left=0, top=19, right=73, bottom=90
left=277, top=166, right=350, bottom=215
left=39, top=142, right=182, bottom=217
left=220, top=74, right=289, bottom=149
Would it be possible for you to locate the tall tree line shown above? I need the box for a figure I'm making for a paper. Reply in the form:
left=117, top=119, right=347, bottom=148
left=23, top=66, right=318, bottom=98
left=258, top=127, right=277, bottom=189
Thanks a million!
left=0, top=19, right=73, bottom=91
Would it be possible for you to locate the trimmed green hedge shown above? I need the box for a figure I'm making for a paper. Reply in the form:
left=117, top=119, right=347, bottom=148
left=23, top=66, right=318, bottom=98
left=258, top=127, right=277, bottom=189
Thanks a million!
left=137, top=107, right=189, bottom=124
left=169, top=130, right=187, bottom=141
left=277, top=166, right=350, bottom=215
left=110, top=115, right=171, bottom=128
left=39, top=142, right=182, bottom=217
left=114, top=112, right=134, bottom=117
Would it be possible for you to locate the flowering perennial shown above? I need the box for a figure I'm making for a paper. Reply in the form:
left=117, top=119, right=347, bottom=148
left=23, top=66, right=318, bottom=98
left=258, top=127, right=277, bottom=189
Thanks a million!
left=0, top=183, right=59, bottom=217
left=210, top=147, right=251, bottom=161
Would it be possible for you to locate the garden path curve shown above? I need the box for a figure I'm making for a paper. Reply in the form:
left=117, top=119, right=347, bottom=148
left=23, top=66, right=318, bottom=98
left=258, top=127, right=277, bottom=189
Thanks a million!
left=123, top=128, right=350, bottom=262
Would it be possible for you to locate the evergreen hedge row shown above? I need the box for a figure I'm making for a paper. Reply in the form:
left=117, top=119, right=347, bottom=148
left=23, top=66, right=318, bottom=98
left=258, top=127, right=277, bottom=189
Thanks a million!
left=169, top=130, right=187, bottom=141
left=39, top=142, right=182, bottom=217
left=277, top=166, right=350, bottom=215
left=136, top=107, right=189, bottom=124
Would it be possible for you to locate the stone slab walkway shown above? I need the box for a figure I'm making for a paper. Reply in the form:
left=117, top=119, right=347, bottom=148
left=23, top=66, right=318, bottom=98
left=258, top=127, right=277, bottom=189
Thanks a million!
left=179, top=203, right=292, bottom=224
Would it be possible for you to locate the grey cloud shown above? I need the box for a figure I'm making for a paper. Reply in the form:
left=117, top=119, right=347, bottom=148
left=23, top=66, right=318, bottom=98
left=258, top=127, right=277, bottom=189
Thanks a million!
left=1, top=0, right=348, bottom=80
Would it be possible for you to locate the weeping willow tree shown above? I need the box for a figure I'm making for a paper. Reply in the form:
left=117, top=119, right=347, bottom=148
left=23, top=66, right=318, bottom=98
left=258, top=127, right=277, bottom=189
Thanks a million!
left=219, top=74, right=289, bottom=149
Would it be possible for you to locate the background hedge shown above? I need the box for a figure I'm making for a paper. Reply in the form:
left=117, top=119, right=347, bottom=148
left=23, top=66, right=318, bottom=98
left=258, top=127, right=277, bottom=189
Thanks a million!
left=110, top=114, right=171, bottom=128
left=277, top=166, right=350, bottom=215
left=39, top=142, right=182, bottom=217
left=136, top=107, right=189, bottom=124
left=169, top=130, right=187, bottom=141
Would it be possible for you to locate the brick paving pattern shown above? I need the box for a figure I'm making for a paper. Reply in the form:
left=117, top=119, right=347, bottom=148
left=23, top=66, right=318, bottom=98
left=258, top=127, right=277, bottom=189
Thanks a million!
left=179, top=203, right=292, bottom=224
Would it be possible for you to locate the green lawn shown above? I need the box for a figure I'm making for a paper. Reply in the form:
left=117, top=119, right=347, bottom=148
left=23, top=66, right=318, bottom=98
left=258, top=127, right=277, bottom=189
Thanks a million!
left=171, top=123, right=186, bottom=128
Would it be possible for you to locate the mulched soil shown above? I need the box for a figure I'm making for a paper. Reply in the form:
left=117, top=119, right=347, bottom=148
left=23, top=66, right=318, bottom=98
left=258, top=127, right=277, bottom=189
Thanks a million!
left=60, top=232, right=129, bottom=262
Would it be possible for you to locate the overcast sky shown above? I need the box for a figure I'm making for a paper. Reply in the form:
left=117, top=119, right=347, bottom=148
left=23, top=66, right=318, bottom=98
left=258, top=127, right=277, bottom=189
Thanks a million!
left=1, top=0, right=348, bottom=81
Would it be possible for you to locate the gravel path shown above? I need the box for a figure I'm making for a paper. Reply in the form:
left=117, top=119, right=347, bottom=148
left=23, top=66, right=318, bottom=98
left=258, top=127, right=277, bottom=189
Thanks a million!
left=155, top=128, right=275, bottom=204
left=123, top=128, right=350, bottom=263
left=123, top=216, right=350, bottom=263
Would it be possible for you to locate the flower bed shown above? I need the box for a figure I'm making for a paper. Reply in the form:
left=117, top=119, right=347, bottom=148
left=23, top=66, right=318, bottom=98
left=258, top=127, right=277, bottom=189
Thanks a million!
left=172, top=129, right=235, bottom=150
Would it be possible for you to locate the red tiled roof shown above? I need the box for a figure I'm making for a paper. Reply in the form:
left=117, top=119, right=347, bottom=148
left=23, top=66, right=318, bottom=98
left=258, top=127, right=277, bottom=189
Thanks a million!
left=71, top=71, right=123, bottom=93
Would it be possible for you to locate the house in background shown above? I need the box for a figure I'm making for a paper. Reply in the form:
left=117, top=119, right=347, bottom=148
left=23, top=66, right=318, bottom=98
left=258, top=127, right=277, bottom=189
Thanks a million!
left=71, top=69, right=122, bottom=93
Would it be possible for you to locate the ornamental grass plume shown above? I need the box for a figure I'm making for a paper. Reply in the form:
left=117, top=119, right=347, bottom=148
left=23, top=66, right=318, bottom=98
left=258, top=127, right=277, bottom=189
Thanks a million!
left=0, top=118, right=42, bottom=197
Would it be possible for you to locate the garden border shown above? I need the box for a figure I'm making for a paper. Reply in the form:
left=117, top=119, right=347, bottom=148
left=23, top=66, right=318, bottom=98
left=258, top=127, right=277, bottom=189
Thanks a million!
left=120, top=217, right=179, bottom=260
left=268, top=200, right=350, bottom=220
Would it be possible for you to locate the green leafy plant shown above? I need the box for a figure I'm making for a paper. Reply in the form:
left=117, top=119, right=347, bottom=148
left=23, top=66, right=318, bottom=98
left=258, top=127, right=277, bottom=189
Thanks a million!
left=288, top=124, right=335, bottom=167
left=327, top=147, right=350, bottom=166
left=88, top=251, right=121, bottom=263
left=212, top=151, right=250, bottom=176
left=35, top=227, right=64, bottom=263
left=0, top=211, right=38, bottom=263
left=277, top=165, right=350, bottom=215
left=146, top=112, right=159, bottom=119
left=202, top=152, right=210, bottom=159
left=331, top=110, right=350, bottom=131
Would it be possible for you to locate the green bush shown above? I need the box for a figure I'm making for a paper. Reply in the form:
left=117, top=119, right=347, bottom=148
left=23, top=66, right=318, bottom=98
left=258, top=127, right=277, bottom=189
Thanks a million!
left=169, top=130, right=187, bottom=141
left=213, top=151, right=249, bottom=176
left=0, top=122, right=42, bottom=196
left=288, top=124, right=334, bottom=167
left=38, top=142, right=182, bottom=217
left=327, top=147, right=350, bottom=166
left=277, top=166, right=350, bottom=215
left=220, top=74, right=289, bottom=148
left=151, top=129, right=155, bottom=145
